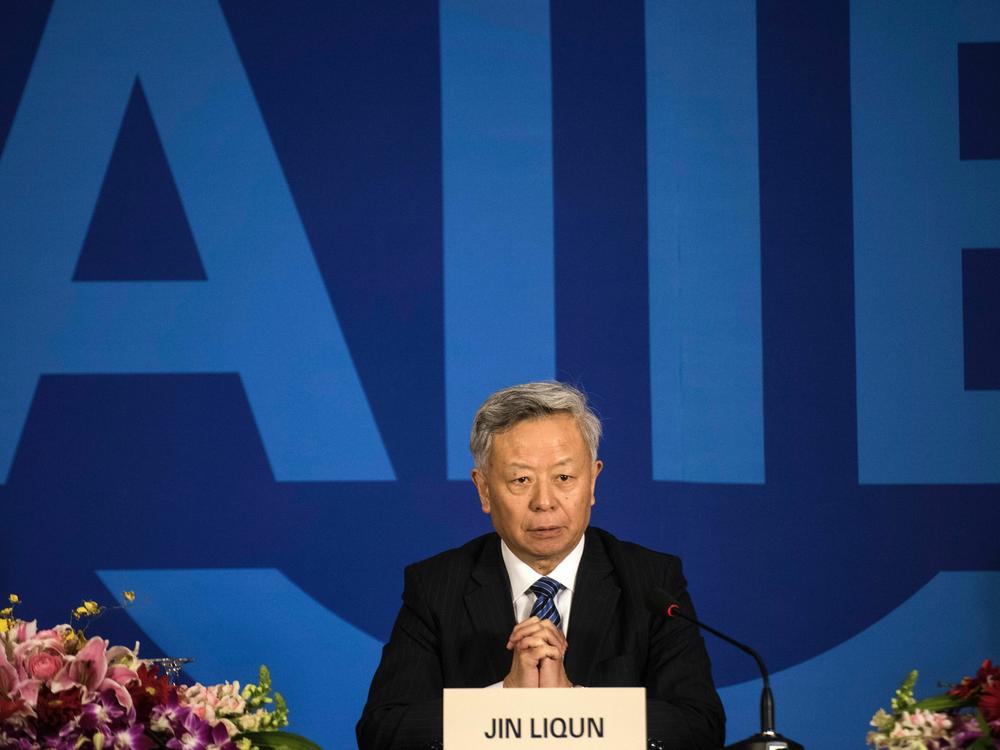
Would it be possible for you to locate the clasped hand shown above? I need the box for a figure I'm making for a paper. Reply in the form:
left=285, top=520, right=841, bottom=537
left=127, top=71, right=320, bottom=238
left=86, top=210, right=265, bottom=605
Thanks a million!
left=502, top=616, right=573, bottom=688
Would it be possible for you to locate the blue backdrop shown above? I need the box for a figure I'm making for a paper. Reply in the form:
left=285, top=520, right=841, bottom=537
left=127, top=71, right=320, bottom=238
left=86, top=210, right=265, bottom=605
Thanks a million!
left=2, top=2, right=999, bottom=749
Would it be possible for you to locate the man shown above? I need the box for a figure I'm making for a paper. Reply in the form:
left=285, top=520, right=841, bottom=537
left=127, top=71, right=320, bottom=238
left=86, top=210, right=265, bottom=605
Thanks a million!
left=357, top=382, right=725, bottom=750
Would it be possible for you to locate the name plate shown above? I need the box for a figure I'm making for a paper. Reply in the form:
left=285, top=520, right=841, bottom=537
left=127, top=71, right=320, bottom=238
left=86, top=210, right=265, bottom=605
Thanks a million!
left=443, top=687, right=646, bottom=749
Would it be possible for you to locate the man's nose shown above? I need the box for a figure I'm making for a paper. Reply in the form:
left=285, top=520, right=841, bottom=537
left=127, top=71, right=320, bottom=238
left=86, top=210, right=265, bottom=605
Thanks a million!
left=531, top=480, right=555, bottom=510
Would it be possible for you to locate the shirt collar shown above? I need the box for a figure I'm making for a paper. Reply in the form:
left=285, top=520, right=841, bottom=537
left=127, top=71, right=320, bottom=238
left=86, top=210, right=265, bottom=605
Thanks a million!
left=500, top=532, right=587, bottom=602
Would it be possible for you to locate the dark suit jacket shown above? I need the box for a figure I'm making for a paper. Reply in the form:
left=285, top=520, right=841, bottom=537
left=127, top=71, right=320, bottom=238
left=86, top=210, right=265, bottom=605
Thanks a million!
left=357, top=527, right=725, bottom=750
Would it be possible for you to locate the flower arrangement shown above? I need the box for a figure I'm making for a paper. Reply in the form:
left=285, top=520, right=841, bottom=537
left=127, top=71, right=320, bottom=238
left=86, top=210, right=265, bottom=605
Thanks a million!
left=0, top=594, right=320, bottom=750
left=867, top=660, right=1000, bottom=750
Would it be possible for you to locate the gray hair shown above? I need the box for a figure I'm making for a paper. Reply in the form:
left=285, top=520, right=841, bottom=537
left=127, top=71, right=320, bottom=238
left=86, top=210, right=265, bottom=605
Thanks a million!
left=469, top=381, right=602, bottom=469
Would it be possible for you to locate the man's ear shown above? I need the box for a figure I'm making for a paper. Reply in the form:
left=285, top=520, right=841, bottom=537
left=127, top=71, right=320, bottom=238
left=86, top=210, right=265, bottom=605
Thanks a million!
left=471, top=467, right=491, bottom=514
left=590, top=459, right=604, bottom=506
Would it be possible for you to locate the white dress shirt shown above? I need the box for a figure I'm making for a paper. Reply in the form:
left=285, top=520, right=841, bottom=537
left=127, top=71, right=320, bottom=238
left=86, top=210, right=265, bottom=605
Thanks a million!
left=501, top=534, right=586, bottom=636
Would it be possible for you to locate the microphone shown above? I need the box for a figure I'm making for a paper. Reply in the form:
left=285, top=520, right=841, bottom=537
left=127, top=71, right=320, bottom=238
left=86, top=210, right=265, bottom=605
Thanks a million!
left=644, top=588, right=804, bottom=750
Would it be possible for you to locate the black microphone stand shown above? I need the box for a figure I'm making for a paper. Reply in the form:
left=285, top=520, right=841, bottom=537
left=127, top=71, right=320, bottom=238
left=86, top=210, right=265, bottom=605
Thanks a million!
left=652, top=595, right=804, bottom=750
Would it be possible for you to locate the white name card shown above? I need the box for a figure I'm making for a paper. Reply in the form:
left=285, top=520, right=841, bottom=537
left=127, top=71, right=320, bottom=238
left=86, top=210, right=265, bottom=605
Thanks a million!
left=443, top=687, right=646, bottom=749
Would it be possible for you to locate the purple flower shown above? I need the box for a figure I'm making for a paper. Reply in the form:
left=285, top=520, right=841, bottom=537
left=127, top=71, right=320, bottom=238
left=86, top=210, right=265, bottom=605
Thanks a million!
left=35, top=720, right=84, bottom=750
left=0, top=728, right=33, bottom=750
left=80, top=689, right=127, bottom=731
left=205, top=722, right=236, bottom=750
left=108, top=723, right=155, bottom=750
left=949, top=712, right=986, bottom=748
left=166, top=710, right=212, bottom=750
left=151, top=695, right=235, bottom=750
left=150, top=694, right=189, bottom=737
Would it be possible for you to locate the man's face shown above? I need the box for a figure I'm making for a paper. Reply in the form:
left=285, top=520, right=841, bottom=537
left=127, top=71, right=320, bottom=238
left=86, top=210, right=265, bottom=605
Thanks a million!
left=471, top=413, right=603, bottom=575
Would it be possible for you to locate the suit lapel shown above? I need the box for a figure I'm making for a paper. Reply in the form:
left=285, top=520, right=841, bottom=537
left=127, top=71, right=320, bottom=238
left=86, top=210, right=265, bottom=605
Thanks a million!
left=464, top=535, right=516, bottom=684
left=564, top=530, right=619, bottom=684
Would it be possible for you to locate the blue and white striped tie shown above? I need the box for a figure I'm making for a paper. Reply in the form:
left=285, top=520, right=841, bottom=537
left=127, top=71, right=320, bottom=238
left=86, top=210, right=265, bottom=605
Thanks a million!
left=528, top=576, right=562, bottom=629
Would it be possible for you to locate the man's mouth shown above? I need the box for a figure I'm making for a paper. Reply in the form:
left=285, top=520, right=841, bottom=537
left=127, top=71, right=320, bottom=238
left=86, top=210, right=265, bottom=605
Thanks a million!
left=527, top=526, right=563, bottom=537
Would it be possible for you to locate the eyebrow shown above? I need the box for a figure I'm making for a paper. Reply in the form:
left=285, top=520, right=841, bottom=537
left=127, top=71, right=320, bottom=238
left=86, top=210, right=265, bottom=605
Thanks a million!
left=503, top=457, right=577, bottom=470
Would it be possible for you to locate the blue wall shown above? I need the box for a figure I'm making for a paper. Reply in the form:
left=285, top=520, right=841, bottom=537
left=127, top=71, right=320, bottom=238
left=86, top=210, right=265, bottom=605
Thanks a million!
left=2, top=2, right=999, bottom=748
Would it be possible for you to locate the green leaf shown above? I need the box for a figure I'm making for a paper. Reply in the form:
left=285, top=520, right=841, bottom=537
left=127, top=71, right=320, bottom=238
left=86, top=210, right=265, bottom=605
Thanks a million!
left=974, top=708, right=992, bottom=739
left=240, top=730, right=323, bottom=750
left=915, top=693, right=966, bottom=711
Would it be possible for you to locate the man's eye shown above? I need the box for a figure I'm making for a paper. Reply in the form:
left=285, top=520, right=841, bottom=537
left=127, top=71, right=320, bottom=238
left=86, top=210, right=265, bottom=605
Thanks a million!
left=514, top=476, right=530, bottom=484
left=557, top=474, right=571, bottom=482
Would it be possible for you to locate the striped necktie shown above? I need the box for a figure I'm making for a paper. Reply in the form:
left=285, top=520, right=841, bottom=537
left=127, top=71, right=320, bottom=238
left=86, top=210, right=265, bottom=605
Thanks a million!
left=528, top=576, right=562, bottom=628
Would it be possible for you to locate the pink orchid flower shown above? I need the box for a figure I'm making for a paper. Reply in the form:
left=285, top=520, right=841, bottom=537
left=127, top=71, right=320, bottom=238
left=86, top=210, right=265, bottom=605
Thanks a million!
left=14, top=620, right=37, bottom=644
left=101, top=673, right=135, bottom=712
left=108, top=664, right=139, bottom=686
left=12, top=677, right=40, bottom=707
left=0, top=648, right=19, bottom=696
left=51, top=636, right=108, bottom=692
